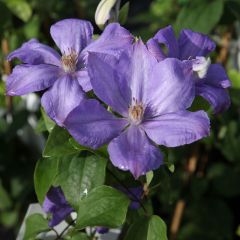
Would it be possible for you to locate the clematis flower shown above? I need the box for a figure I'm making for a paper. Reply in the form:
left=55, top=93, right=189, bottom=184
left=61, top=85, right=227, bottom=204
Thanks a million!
left=117, top=186, right=143, bottom=209
left=42, top=187, right=74, bottom=227
left=147, top=26, right=231, bottom=114
left=64, top=40, right=210, bottom=178
left=96, top=227, right=109, bottom=234
left=6, top=19, right=133, bottom=126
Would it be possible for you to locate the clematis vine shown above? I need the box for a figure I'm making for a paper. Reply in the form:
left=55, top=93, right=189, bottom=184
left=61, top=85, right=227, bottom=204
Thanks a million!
left=147, top=26, right=231, bottom=113
left=64, top=40, right=210, bottom=178
left=42, top=187, right=74, bottom=227
left=7, top=19, right=133, bottom=126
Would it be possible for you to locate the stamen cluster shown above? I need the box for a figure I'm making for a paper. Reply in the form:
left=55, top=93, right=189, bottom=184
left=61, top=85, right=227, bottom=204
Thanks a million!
left=128, top=98, right=144, bottom=125
left=61, top=50, right=78, bottom=73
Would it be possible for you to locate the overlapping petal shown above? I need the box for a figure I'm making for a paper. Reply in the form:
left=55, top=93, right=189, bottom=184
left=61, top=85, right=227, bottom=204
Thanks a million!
left=143, top=110, right=210, bottom=147
left=147, top=25, right=179, bottom=59
left=178, top=29, right=216, bottom=60
left=7, top=64, right=60, bottom=96
left=7, top=39, right=61, bottom=66
left=196, top=84, right=230, bottom=114
left=41, top=74, right=85, bottom=126
left=75, top=69, right=92, bottom=92
left=88, top=52, right=131, bottom=116
left=146, top=38, right=166, bottom=62
left=145, top=58, right=194, bottom=116
left=204, top=64, right=231, bottom=88
left=108, top=126, right=163, bottom=179
left=84, top=23, right=134, bottom=57
left=64, top=99, right=128, bottom=149
left=50, top=19, right=93, bottom=55
left=127, top=40, right=158, bottom=104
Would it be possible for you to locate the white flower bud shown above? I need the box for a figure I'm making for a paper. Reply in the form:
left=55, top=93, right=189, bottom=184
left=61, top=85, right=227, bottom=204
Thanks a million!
left=95, top=0, right=121, bottom=29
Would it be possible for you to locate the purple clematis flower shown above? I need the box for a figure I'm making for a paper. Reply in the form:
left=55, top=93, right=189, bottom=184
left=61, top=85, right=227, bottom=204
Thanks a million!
left=147, top=26, right=231, bottom=114
left=118, top=186, right=144, bottom=209
left=6, top=19, right=133, bottom=126
left=64, top=40, right=210, bottom=178
left=42, top=186, right=74, bottom=227
left=96, top=227, right=109, bottom=234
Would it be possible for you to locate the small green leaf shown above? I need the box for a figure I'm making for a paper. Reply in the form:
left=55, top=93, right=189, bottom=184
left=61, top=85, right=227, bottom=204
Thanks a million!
left=125, top=215, right=167, bottom=240
left=41, top=108, right=55, bottom=132
left=146, top=171, right=154, bottom=186
left=34, top=157, right=59, bottom=204
left=168, top=164, right=175, bottom=173
left=64, top=231, right=90, bottom=240
left=148, top=215, right=167, bottom=240
left=236, top=225, right=240, bottom=237
left=175, top=0, right=224, bottom=34
left=0, top=180, right=11, bottom=210
left=228, top=69, right=240, bottom=89
left=119, top=2, right=129, bottom=25
left=23, top=214, right=49, bottom=240
left=0, top=210, right=18, bottom=227
left=76, top=186, right=129, bottom=229
left=69, top=138, right=109, bottom=158
left=54, top=155, right=107, bottom=209
left=2, top=0, right=32, bottom=22
left=43, top=125, right=78, bottom=158
left=23, top=15, right=40, bottom=39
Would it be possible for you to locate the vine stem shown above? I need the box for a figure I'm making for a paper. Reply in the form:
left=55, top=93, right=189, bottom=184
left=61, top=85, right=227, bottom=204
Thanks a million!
left=1, top=39, right=13, bottom=116
left=55, top=218, right=76, bottom=240
left=106, top=168, right=148, bottom=215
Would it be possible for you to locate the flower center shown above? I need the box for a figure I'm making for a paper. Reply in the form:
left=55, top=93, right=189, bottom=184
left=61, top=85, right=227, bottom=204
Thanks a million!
left=128, top=99, right=144, bottom=125
left=61, top=51, right=78, bottom=73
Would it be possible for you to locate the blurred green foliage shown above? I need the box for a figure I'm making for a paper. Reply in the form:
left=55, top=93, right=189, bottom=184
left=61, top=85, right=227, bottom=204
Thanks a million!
left=1, top=0, right=240, bottom=239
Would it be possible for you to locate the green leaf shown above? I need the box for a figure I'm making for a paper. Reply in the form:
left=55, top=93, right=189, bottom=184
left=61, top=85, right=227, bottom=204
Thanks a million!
left=43, top=125, right=78, bottom=158
left=167, top=163, right=175, bottom=173
left=64, top=231, right=90, bottom=240
left=23, top=214, right=49, bottom=240
left=34, top=157, right=59, bottom=204
left=119, top=2, right=129, bottom=25
left=23, top=15, right=40, bottom=39
left=54, top=155, right=107, bottom=209
left=41, top=108, right=55, bottom=132
left=76, top=186, right=129, bottom=229
left=1, top=0, right=32, bottom=22
left=236, top=225, right=240, bottom=237
left=175, top=0, right=224, bottom=34
left=69, top=138, right=109, bottom=158
left=124, top=216, right=150, bottom=240
left=0, top=180, right=11, bottom=210
left=0, top=210, right=18, bottom=227
left=125, top=215, right=167, bottom=240
left=148, top=215, right=167, bottom=240
left=228, top=69, right=240, bottom=89
left=146, top=171, right=154, bottom=186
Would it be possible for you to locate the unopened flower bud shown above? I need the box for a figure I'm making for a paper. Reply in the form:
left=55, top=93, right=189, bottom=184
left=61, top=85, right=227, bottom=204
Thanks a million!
left=95, top=0, right=121, bottom=30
